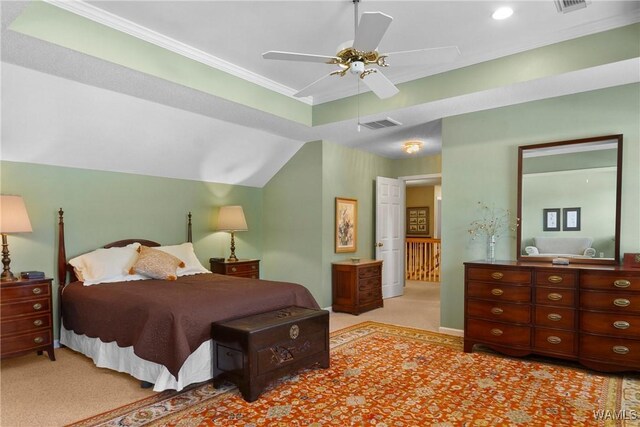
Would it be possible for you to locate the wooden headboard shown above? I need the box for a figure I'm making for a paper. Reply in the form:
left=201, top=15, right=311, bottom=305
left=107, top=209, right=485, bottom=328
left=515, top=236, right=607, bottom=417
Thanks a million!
left=56, top=209, right=193, bottom=288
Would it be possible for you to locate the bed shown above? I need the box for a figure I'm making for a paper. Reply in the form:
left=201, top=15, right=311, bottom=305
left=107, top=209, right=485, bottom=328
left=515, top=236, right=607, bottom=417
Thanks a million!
left=56, top=210, right=320, bottom=391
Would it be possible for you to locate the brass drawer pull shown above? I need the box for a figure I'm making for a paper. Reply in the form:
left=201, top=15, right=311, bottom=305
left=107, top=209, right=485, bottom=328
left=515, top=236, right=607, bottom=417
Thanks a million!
left=547, top=275, right=563, bottom=284
left=547, top=293, right=563, bottom=301
left=490, top=328, right=503, bottom=336
left=490, top=272, right=504, bottom=280
left=547, top=336, right=562, bottom=344
left=33, top=337, right=44, bottom=344
left=612, top=345, right=629, bottom=355
left=33, top=303, right=43, bottom=311
left=491, top=288, right=504, bottom=296
left=33, top=319, right=43, bottom=327
left=251, top=265, right=256, bottom=269
left=32, top=287, right=42, bottom=295
left=547, top=313, right=562, bottom=321
left=613, top=280, right=631, bottom=288
left=613, top=321, right=630, bottom=330
left=231, top=267, right=237, bottom=272
left=614, top=298, right=631, bottom=307
left=490, top=307, right=504, bottom=315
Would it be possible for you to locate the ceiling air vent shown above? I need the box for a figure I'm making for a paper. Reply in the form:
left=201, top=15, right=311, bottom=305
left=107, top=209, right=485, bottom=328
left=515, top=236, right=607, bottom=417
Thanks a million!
left=555, top=0, right=589, bottom=13
left=360, top=117, right=402, bottom=130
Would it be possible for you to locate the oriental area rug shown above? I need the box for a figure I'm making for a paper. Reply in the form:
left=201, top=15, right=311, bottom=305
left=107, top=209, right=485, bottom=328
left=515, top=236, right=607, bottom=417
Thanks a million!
left=68, top=322, right=639, bottom=427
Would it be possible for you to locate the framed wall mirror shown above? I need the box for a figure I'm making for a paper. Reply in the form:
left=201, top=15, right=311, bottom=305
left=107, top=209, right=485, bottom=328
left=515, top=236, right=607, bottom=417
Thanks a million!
left=517, top=135, right=622, bottom=265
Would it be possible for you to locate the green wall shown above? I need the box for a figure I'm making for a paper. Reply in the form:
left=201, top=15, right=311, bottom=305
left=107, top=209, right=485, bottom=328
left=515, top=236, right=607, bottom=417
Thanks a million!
left=441, top=83, right=640, bottom=330
left=0, top=161, right=264, bottom=337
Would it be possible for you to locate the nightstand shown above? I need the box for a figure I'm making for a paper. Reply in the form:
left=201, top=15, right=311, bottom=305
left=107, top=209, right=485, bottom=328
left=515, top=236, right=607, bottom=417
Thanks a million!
left=1, top=278, right=55, bottom=361
left=210, top=259, right=260, bottom=279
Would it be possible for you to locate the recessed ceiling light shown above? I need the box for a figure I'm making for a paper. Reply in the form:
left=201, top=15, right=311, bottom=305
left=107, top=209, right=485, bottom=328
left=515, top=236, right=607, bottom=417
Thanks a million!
left=492, top=7, right=514, bottom=20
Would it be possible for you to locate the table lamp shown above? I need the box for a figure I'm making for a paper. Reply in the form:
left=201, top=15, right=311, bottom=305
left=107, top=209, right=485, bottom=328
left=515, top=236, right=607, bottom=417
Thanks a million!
left=0, top=195, right=33, bottom=281
left=216, top=205, right=248, bottom=262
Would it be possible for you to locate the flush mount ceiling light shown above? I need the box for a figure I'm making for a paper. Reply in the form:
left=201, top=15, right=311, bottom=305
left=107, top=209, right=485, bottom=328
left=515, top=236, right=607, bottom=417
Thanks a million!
left=403, top=141, right=423, bottom=155
left=492, top=6, right=514, bottom=20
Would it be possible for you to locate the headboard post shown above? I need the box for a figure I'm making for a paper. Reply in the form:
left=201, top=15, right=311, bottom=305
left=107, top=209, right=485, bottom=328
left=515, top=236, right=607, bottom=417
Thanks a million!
left=188, top=212, right=192, bottom=243
left=57, top=208, right=67, bottom=287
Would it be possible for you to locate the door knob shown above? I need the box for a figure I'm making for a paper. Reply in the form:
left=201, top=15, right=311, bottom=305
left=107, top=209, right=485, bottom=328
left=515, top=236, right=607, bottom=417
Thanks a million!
left=376, top=242, right=384, bottom=247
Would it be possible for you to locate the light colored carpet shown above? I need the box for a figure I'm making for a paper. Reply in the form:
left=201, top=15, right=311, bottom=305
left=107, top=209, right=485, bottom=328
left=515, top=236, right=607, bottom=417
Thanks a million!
left=0, top=280, right=439, bottom=426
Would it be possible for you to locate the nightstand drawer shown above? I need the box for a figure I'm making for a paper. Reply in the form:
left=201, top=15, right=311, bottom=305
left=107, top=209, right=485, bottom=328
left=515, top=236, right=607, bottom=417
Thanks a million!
left=1, top=297, right=51, bottom=318
left=1, top=329, right=52, bottom=356
left=0, top=282, right=51, bottom=300
left=225, top=263, right=258, bottom=274
left=210, top=259, right=260, bottom=279
left=1, top=313, right=51, bottom=336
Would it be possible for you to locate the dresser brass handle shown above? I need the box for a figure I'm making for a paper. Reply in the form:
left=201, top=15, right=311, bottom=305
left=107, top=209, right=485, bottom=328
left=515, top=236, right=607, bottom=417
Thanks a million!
left=547, top=293, right=563, bottom=301
left=547, top=275, right=563, bottom=284
left=547, top=313, right=562, bottom=321
left=613, top=321, right=630, bottom=330
left=490, top=328, right=503, bottom=336
left=231, top=267, right=237, bottom=272
left=612, top=345, right=629, bottom=355
left=490, top=272, right=504, bottom=280
left=490, top=307, right=503, bottom=315
left=32, top=287, right=42, bottom=295
left=251, top=265, right=256, bottom=269
left=33, top=303, right=42, bottom=311
left=613, top=298, right=631, bottom=307
left=491, top=288, right=504, bottom=296
left=33, top=319, right=43, bottom=327
left=547, top=336, right=562, bottom=344
left=33, top=337, right=44, bottom=344
left=613, top=280, right=631, bottom=288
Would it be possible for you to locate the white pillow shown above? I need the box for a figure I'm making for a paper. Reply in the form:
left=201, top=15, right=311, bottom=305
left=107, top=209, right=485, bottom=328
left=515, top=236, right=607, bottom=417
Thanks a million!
left=70, top=243, right=147, bottom=286
left=156, top=243, right=209, bottom=276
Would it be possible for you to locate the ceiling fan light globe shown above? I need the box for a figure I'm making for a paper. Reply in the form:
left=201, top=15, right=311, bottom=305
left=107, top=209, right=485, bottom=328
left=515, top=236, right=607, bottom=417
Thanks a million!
left=350, top=61, right=365, bottom=74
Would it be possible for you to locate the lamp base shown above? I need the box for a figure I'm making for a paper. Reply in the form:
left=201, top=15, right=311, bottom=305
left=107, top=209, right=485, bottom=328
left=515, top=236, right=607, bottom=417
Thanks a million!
left=1, top=270, right=17, bottom=282
left=227, top=231, right=238, bottom=262
left=1, top=233, right=17, bottom=281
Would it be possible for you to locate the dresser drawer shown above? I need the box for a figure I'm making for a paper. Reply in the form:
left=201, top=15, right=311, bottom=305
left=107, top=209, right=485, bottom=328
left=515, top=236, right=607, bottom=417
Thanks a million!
left=535, top=288, right=575, bottom=307
left=358, top=264, right=381, bottom=279
left=467, top=267, right=531, bottom=284
left=1, top=313, right=52, bottom=336
left=580, top=311, right=640, bottom=338
left=535, top=270, right=577, bottom=288
left=1, top=298, right=51, bottom=318
left=580, top=334, right=640, bottom=367
left=466, top=300, right=530, bottom=324
left=467, top=282, right=530, bottom=303
left=0, top=329, right=52, bottom=357
left=534, top=306, right=576, bottom=329
left=0, top=282, right=51, bottom=300
left=580, top=271, right=640, bottom=291
left=580, top=291, right=640, bottom=313
left=466, top=319, right=531, bottom=347
left=359, top=287, right=381, bottom=304
left=534, top=328, right=576, bottom=356
left=358, top=277, right=380, bottom=291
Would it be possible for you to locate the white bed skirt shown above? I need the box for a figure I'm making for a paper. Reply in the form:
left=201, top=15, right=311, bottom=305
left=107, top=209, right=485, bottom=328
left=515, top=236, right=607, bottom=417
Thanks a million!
left=60, top=326, right=213, bottom=392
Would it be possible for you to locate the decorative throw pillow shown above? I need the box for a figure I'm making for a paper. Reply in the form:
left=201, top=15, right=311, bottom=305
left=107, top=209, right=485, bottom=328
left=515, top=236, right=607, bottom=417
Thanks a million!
left=156, top=242, right=210, bottom=276
left=130, top=245, right=186, bottom=281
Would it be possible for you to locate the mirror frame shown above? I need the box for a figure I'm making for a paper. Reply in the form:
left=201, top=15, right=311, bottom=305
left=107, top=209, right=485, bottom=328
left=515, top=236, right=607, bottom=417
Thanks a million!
left=517, top=134, right=623, bottom=265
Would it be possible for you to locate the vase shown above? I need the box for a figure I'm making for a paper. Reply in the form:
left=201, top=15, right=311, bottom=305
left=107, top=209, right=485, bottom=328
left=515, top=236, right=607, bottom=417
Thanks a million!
left=486, top=235, right=496, bottom=262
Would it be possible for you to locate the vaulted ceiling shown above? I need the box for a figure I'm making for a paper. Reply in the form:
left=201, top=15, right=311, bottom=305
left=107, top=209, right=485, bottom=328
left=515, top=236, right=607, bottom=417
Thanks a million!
left=2, top=1, right=639, bottom=187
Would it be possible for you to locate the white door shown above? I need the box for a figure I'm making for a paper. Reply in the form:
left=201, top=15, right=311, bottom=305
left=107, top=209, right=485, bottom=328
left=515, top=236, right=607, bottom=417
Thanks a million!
left=376, top=176, right=405, bottom=298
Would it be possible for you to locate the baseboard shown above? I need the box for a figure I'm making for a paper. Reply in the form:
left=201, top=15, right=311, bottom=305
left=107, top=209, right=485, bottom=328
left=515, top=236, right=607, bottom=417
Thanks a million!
left=54, top=339, right=60, bottom=348
left=438, top=327, right=464, bottom=337
left=323, top=306, right=333, bottom=312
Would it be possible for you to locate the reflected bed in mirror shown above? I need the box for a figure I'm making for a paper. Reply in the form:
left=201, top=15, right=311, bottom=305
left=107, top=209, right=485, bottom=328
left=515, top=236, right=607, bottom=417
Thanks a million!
left=517, top=135, right=622, bottom=265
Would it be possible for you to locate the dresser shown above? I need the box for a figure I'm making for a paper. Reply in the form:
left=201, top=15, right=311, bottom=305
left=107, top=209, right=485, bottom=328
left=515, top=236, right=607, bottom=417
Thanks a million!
left=332, top=259, right=383, bottom=315
left=464, top=261, right=639, bottom=372
left=210, top=259, right=260, bottom=279
left=1, top=278, right=55, bottom=361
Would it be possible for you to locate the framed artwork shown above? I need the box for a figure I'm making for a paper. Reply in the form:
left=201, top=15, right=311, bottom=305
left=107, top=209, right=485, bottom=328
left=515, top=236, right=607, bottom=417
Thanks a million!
left=543, top=208, right=561, bottom=231
left=563, top=207, right=581, bottom=231
left=406, top=207, right=429, bottom=236
left=335, top=198, right=357, bottom=253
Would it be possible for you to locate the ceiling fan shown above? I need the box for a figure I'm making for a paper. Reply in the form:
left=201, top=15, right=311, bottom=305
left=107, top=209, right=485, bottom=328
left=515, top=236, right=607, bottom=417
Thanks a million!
left=262, top=0, right=461, bottom=100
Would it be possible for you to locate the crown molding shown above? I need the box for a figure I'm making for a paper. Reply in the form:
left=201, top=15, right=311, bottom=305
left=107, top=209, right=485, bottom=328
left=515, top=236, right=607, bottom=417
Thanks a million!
left=43, top=0, right=314, bottom=105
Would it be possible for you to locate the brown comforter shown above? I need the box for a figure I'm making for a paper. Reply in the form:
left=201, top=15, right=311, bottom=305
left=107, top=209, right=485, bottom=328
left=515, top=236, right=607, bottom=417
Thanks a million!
left=61, top=273, right=319, bottom=377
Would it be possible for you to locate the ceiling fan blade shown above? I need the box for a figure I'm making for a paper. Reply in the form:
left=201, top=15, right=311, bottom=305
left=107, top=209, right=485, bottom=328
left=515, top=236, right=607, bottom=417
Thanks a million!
left=353, top=12, right=393, bottom=52
left=262, top=51, right=339, bottom=64
left=382, top=46, right=461, bottom=67
left=294, top=73, right=338, bottom=98
left=361, top=70, right=399, bottom=99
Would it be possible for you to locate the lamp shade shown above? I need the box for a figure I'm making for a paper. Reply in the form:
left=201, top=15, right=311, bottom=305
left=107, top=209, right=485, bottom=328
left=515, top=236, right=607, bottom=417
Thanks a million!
left=216, top=205, right=248, bottom=232
left=0, top=195, right=32, bottom=233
